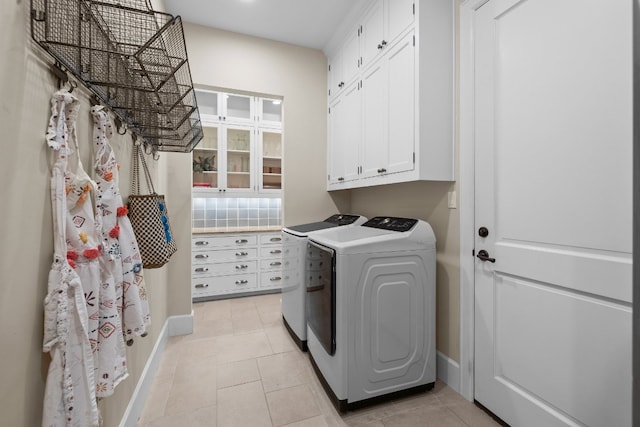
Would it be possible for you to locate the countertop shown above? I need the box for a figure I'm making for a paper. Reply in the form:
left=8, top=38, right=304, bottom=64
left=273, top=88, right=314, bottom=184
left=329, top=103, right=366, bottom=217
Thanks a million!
left=192, top=226, right=282, bottom=235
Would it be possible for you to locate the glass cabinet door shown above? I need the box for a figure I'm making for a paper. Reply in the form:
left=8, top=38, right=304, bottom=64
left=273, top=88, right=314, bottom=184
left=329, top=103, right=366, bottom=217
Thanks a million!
left=195, top=89, right=220, bottom=120
left=224, top=94, right=253, bottom=123
left=258, top=97, right=283, bottom=128
left=192, top=125, right=220, bottom=189
left=260, top=129, right=282, bottom=191
left=225, top=126, right=253, bottom=191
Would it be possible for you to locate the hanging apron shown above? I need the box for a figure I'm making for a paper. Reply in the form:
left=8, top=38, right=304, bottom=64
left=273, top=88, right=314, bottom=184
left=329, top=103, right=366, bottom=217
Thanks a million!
left=42, top=90, right=99, bottom=427
left=91, top=106, right=150, bottom=345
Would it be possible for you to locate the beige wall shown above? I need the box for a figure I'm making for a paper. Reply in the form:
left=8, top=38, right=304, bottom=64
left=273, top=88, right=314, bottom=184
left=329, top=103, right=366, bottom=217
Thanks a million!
left=0, top=0, right=181, bottom=425
left=182, top=23, right=351, bottom=225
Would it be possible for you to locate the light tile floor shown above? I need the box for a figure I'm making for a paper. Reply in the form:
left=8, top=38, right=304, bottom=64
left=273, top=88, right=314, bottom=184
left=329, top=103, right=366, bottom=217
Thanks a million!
left=138, top=293, right=502, bottom=427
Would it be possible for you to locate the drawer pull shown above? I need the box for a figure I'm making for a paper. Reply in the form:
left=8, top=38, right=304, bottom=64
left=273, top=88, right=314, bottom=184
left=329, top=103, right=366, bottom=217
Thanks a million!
left=195, top=267, right=209, bottom=273
left=195, top=241, right=209, bottom=246
left=270, top=249, right=282, bottom=254
left=270, top=237, right=282, bottom=242
left=235, top=251, right=249, bottom=256
left=270, top=261, right=282, bottom=266
left=195, top=254, right=209, bottom=259
left=194, top=284, right=209, bottom=289
left=270, top=276, right=282, bottom=282
left=235, top=239, right=249, bottom=244
left=235, top=264, right=249, bottom=270
left=235, top=279, right=249, bottom=285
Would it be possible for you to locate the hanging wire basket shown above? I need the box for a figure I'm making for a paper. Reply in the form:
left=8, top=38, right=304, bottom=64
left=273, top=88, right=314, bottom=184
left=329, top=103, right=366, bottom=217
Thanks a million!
left=30, top=0, right=203, bottom=152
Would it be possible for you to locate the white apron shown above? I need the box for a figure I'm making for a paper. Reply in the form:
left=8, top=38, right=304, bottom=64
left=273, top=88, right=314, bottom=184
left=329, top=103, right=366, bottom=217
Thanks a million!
left=91, top=106, right=150, bottom=344
left=42, top=90, right=99, bottom=427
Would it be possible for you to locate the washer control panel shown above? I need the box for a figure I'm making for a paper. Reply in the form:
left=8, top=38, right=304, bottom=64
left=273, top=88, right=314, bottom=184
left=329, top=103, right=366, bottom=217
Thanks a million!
left=325, top=214, right=363, bottom=226
left=362, top=217, right=418, bottom=232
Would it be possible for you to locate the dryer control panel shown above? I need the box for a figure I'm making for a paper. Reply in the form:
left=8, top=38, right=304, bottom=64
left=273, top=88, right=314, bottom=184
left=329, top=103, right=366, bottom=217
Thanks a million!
left=362, top=217, right=418, bottom=232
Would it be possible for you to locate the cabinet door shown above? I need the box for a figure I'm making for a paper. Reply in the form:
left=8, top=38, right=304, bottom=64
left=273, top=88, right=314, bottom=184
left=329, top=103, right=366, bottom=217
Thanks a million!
left=386, top=32, right=415, bottom=175
left=193, top=124, right=221, bottom=190
left=223, top=93, right=253, bottom=124
left=341, top=27, right=361, bottom=87
left=195, top=89, right=222, bottom=121
left=361, top=0, right=384, bottom=69
left=224, top=125, right=254, bottom=191
left=386, top=0, right=415, bottom=46
left=259, top=129, right=282, bottom=191
left=328, top=80, right=361, bottom=185
left=361, top=59, right=388, bottom=178
left=258, top=97, right=283, bottom=128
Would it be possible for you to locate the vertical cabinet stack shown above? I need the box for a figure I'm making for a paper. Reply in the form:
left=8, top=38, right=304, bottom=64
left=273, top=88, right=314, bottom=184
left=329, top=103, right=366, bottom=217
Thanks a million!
left=193, top=89, right=283, bottom=194
left=327, top=0, right=454, bottom=190
left=191, top=232, right=283, bottom=300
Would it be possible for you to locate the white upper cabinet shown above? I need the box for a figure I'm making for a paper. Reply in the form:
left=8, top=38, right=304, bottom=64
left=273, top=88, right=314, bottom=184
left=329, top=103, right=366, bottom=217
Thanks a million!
left=258, top=97, right=283, bottom=128
left=194, top=89, right=283, bottom=194
left=361, top=0, right=415, bottom=70
left=197, top=89, right=254, bottom=124
left=328, top=79, right=361, bottom=184
left=329, top=26, right=360, bottom=99
left=326, top=0, right=454, bottom=191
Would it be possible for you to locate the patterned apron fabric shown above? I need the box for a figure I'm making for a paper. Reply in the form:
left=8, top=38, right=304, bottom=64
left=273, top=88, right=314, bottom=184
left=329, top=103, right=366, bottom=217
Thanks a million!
left=91, top=106, right=150, bottom=343
left=42, top=90, right=99, bottom=427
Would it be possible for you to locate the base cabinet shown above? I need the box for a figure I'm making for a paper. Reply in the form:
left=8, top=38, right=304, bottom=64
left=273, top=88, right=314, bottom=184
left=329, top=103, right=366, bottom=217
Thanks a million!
left=192, top=231, right=282, bottom=300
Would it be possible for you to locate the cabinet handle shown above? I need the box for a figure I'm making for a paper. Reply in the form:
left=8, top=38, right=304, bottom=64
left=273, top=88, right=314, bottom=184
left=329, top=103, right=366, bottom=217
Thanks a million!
left=235, top=264, right=249, bottom=270
left=270, top=276, right=282, bottom=282
left=270, top=261, right=282, bottom=266
left=270, top=249, right=282, bottom=254
left=270, top=237, right=282, bottom=242
left=338, top=177, right=345, bottom=181
left=235, top=279, right=249, bottom=285
left=377, top=168, right=387, bottom=174
left=194, top=284, right=209, bottom=289
left=195, top=254, right=209, bottom=259
left=235, top=239, right=249, bottom=244
left=195, top=241, right=209, bottom=246
left=195, top=267, right=209, bottom=273
left=235, top=251, right=249, bottom=256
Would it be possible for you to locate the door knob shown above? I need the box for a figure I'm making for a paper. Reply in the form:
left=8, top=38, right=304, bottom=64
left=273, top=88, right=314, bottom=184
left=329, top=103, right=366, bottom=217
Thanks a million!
left=476, top=249, right=495, bottom=263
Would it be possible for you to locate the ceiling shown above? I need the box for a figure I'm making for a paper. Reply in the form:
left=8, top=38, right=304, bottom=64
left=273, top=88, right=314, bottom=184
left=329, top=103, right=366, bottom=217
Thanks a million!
left=164, top=0, right=365, bottom=51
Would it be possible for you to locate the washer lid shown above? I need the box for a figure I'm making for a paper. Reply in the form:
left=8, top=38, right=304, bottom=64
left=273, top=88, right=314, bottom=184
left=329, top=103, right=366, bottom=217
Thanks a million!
left=283, top=214, right=366, bottom=237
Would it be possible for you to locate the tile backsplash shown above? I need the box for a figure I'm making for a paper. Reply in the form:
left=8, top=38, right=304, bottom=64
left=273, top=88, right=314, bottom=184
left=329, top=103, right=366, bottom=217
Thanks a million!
left=192, top=197, right=282, bottom=230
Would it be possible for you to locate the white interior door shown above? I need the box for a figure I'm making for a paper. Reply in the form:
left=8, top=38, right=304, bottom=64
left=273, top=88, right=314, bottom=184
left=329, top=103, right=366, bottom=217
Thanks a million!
left=473, top=0, right=632, bottom=426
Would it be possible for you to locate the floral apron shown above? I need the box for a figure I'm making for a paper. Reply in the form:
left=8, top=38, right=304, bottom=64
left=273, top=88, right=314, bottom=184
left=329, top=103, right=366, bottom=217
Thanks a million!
left=42, top=90, right=99, bottom=427
left=91, top=106, right=150, bottom=344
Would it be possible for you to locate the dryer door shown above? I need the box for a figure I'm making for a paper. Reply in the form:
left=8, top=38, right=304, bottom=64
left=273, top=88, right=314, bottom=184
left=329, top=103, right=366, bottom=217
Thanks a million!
left=306, top=240, right=336, bottom=355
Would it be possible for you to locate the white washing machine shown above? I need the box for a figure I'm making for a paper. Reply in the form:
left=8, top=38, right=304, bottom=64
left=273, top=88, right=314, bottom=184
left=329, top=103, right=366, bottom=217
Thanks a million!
left=281, top=214, right=367, bottom=350
left=305, top=216, right=436, bottom=411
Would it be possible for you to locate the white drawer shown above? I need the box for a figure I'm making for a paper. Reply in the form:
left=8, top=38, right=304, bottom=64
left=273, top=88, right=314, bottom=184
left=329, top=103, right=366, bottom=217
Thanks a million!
left=260, top=246, right=283, bottom=258
left=192, top=260, right=258, bottom=276
left=260, top=233, right=283, bottom=245
left=192, top=273, right=258, bottom=297
left=261, top=258, right=283, bottom=270
left=192, top=234, right=258, bottom=249
left=260, top=270, right=284, bottom=288
left=192, top=248, right=258, bottom=264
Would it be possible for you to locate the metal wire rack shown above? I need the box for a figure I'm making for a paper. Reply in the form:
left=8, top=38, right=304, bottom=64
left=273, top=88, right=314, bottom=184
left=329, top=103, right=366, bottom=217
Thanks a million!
left=30, top=0, right=203, bottom=152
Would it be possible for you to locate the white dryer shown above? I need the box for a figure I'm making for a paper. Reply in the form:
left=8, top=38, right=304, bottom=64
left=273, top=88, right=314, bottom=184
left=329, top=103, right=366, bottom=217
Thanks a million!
left=281, top=214, right=367, bottom=350
left=306, top=216, right=436, bottom=411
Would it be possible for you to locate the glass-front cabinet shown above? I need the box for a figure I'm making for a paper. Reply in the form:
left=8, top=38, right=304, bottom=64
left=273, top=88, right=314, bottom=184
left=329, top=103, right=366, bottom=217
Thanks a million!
left=194, top=88, right=282, bottom=194
left=260, top=129, right=282, bottom=191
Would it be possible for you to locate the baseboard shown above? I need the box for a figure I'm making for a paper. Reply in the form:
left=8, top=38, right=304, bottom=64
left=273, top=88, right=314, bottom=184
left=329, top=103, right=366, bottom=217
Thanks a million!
left=168, top=311, right=194, bottom=336
left=436, top=351, right=461, bottom=394
left=118, top=311, right=194, bottom=427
